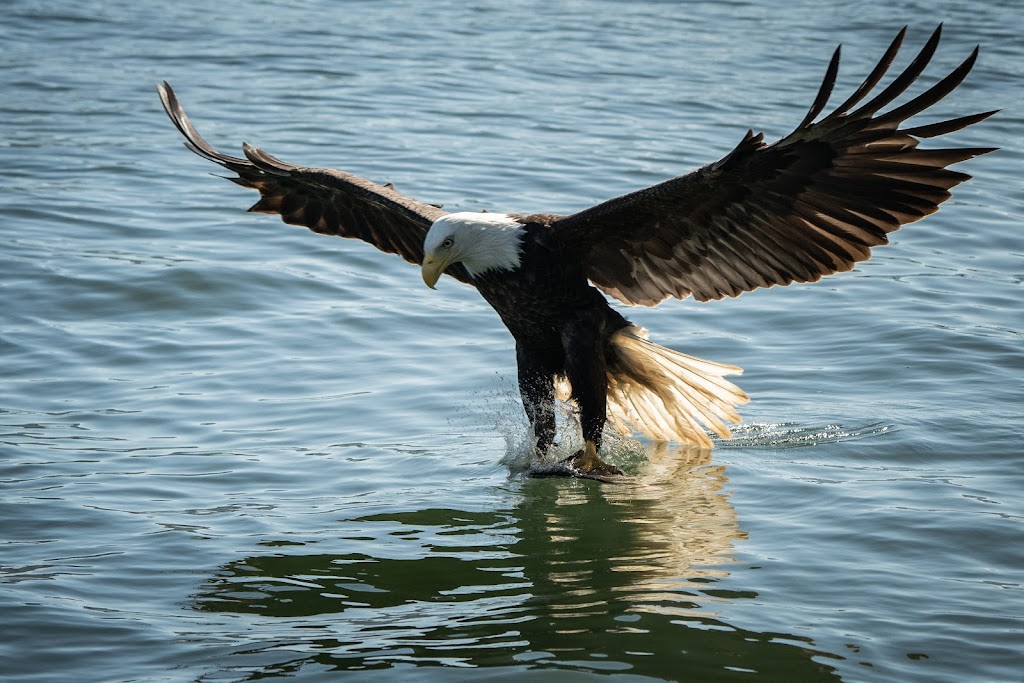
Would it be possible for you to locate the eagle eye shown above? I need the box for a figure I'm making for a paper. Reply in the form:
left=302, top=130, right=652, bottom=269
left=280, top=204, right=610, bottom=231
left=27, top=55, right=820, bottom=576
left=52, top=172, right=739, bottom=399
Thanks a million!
left=441, top=237, right=454, bottom=249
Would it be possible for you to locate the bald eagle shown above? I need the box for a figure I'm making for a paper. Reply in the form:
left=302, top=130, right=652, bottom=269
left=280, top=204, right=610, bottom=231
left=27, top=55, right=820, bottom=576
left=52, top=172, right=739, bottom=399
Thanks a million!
left=159, top=26, right=994, bottom=477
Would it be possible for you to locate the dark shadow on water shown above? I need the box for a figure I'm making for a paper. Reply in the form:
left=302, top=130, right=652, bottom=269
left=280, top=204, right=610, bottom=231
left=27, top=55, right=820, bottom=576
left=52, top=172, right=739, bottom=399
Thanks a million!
left=191, top=444, right=841, bottom=680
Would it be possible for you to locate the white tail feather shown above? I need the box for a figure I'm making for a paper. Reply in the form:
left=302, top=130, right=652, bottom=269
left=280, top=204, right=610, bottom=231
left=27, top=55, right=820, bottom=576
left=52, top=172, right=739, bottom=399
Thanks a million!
left=556, top=325, right=749, bottom=448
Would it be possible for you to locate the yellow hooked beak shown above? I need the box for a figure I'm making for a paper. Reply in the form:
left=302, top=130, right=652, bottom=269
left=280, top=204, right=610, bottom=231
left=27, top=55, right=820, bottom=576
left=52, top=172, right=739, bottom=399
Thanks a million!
left=421, top=253, right=453, bottom=289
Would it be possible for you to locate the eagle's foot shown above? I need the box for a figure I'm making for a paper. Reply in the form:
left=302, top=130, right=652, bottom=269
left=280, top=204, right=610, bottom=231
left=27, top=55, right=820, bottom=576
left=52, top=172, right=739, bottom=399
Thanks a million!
left=562, top=440, right=623, bottom=477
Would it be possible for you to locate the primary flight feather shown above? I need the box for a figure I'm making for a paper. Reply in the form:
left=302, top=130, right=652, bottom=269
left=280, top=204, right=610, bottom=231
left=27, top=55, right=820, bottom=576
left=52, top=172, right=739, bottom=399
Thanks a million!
left=159, top=26, right=994, bottom=476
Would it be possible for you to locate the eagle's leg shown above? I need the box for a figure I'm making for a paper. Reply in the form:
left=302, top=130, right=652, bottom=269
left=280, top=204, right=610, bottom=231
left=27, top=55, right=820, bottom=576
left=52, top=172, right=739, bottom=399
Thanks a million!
left=561, top=317, right=623, bottom=476
left=516, top=343, right=556, bottom=454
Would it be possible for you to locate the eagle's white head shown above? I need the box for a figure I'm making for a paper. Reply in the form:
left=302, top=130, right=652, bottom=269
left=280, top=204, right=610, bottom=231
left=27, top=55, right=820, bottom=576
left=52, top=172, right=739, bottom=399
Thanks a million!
left=421, top=212, right=525, bottom=287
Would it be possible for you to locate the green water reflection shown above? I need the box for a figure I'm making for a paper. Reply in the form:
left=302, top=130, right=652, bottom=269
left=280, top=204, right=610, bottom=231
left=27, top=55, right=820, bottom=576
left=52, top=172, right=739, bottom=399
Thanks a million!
left=194, top=446, right=840, bottom=679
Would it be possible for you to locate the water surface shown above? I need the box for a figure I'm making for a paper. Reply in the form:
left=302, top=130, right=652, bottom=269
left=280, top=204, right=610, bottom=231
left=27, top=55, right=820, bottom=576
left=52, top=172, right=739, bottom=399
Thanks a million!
left=2, top=1, right=1021, bottom=681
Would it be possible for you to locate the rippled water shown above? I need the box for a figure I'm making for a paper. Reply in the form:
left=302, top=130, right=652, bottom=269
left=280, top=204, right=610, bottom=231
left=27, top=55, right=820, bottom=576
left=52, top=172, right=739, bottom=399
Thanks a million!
left=2, top=1, right=1021, bottom=681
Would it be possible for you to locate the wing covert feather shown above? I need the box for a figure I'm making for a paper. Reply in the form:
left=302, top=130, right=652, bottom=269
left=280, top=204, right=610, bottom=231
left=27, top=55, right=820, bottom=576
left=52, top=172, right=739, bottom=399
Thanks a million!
left=550, top=26, right=996, bottom=305
left=157, top=82, right=470, bottom=282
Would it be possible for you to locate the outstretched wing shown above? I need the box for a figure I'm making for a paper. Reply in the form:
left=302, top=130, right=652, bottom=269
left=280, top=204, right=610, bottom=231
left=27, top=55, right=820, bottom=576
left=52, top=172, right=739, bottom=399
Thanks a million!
left=157, top=82, right=470, bottom=281
left=550, top=26, right=997, bottom=306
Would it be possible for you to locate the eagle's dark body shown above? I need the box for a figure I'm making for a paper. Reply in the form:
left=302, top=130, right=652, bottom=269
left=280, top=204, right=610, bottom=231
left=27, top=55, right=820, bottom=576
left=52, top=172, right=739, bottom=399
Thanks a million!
left=475, top=216, right=633, bottom=452
left=157, top=27, right=994, bottom=475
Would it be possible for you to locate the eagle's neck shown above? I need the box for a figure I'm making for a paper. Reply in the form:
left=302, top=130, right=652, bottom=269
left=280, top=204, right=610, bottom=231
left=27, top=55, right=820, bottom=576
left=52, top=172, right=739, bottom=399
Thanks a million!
left=431, top=212, right=525, bottom=278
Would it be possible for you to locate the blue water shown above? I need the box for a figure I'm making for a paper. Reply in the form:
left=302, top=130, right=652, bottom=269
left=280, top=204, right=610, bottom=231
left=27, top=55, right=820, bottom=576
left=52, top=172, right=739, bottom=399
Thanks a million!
left=2, top=1, right=1021, bottom=681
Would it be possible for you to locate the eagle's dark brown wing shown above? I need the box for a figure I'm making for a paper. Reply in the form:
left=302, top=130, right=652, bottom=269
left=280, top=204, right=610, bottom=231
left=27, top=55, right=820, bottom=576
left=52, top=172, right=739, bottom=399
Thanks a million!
left=550, top=26, right=997, bottom=306
left=157, top=82, right=471, bottom=282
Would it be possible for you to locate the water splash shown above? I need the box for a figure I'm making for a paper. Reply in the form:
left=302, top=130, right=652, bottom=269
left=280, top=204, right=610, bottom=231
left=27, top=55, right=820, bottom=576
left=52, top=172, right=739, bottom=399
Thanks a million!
left=719, top=421, right=896, bottom=449
left=462, top=381, right=651, bottom=476
left=458, top=380, right=894, bottom=470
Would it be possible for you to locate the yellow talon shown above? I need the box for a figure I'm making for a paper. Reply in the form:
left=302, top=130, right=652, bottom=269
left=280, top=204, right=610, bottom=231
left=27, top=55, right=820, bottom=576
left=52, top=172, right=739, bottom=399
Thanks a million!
left=566, top=441, right=622, bottom=477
